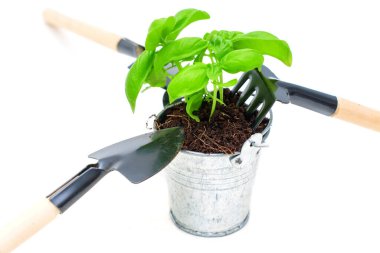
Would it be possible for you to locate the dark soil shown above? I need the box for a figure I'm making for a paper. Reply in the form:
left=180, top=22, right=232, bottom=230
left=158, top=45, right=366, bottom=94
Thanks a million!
left=155, top=89, right=269, bottom=154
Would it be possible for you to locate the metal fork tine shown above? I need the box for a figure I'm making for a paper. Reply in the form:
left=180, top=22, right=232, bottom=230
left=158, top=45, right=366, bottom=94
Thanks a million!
left=246, top=92, right=264, bottom=116
left=253, top=102, right=271, bottom=130
left=231, top=69, right=276, bottom=130
left=231, top=71, right=250, bottom=94
left=235, top=71, right=261, bottom=107
left=237, top=82, right=257, bottom=107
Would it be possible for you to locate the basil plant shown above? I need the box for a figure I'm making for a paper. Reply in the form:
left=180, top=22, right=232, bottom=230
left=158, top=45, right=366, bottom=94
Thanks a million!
left=126, top=8, right=292, bottom=122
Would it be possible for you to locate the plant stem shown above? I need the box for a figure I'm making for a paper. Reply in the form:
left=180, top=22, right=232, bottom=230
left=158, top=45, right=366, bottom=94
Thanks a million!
left=210, top=83, right=218, bottom=120
left=174, top=61, right=182, bottom=70
left=210, top=55, right=215, bottom=64
left=219, top=74, right=224, bottom=102
left=204, top=87, right=212, bottom=97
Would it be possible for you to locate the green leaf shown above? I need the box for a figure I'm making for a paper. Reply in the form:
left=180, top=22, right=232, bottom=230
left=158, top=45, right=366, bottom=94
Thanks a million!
left=125, top=50, right=155, bottom=112
left=185, top=91, right=204, bottom=122
left=141, top=85, right=152, bottom=93
left=194, top=48, right=206, bottom=62
left=167, top=63, right=209, bottom=103
left=145, top=16, right=176, bottom=50
left=154, top=37, right=208, bottom=72
left=244, top=31, right=279, bottom=40
left=220, top=49, right=264, bottom=74
left=215, top=30, right=243, bottom=40
left=166, top=9, right=210, bottom=41
left=218, top=79, right=238, bottom=87
left=206, top=30, right=242, bottom=60
left=146, top=68, right=167, bottom=87
left=233, top=31, right=292, bottom=66
left=209, top=35, right=234, bottom=59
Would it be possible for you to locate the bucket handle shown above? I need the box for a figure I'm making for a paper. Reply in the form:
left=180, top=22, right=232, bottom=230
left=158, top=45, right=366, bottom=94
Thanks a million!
left=230, top=133, right=267, bottom=166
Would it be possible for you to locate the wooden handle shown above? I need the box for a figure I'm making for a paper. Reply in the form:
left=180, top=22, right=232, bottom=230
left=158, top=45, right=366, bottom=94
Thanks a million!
left=333, top=97, right=380, bottom=132
left=43, top=9, right=122, bottom=51
left=0, top=198, right=60, bottom=253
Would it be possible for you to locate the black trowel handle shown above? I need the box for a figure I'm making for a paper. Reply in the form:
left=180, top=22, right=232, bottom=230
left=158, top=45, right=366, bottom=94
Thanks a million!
left=47, top=164, right=109, bottom=212
left=43, top=9, right=145, bottom=57
left=0, top=165, right=108, bottom=253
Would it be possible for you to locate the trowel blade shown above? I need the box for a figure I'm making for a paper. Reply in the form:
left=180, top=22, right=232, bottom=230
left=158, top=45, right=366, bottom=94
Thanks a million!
left=89, top=127, right=184, bottom=184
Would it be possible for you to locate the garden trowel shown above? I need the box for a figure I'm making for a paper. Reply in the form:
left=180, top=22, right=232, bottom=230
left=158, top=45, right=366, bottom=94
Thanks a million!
left=0, top=127, right=184, bottom=253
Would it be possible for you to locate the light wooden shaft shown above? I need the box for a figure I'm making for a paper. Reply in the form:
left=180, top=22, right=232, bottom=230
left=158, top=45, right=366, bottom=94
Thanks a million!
left=333, top=97, right=380, bottom=132
left=43, top=9, right=122, bottom=51
left=0, top=198, right=60, bottom=253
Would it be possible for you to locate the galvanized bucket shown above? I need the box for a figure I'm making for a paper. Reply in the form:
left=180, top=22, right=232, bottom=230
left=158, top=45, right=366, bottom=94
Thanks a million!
left=156, top=109, right=272, bottom=237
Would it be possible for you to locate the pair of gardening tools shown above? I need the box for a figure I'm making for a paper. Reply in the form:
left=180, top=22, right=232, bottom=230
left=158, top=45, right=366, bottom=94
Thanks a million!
left=1, top=8, right=380, bottom=253
left=42, top=9, right=380, bottom=132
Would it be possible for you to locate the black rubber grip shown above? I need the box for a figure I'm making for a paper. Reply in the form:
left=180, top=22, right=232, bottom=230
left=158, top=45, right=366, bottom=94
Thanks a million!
left=277, top=81, right=338, bottom=116
left=116, top=38, right=145, bottom=58
left=48, top=164, right=109, bottom=213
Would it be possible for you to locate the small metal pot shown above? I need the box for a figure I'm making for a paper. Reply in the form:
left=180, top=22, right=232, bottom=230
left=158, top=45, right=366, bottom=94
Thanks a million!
left=156, top=107, right=272, bottom=237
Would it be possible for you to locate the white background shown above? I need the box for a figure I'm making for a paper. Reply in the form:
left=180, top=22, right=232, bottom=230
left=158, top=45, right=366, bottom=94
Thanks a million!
left=0, top=0, right=380, bottom=252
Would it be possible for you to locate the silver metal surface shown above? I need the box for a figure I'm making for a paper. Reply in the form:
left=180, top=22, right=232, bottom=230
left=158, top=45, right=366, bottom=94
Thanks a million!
left=163, top=114, right=272, bottom=237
